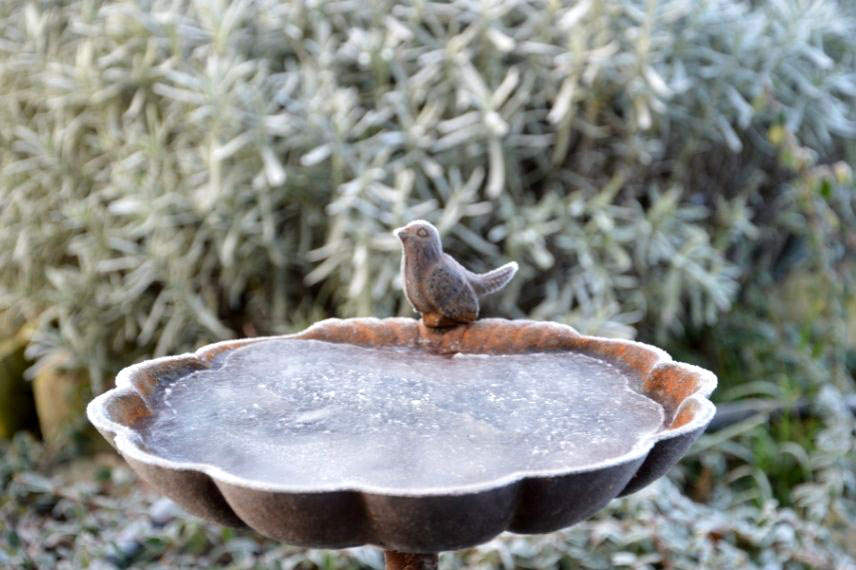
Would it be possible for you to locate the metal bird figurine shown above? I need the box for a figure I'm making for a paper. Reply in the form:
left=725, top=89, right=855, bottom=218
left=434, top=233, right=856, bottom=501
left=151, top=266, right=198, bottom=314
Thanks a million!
left=394, top=220, right=518, bottom=328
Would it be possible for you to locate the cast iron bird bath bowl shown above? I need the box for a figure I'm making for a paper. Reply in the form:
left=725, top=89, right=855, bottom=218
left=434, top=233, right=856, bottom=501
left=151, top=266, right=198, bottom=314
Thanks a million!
left=87, top=317, right=716, bottom=568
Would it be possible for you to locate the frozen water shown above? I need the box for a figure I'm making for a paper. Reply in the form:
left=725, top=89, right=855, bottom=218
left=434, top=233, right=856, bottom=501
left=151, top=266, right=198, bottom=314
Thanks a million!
left=133, top=339, right=664, bottom=491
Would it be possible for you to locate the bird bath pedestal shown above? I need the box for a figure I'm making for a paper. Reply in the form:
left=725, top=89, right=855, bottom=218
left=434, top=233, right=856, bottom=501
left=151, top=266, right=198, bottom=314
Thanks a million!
left=87, top=318, right=715, bottom=568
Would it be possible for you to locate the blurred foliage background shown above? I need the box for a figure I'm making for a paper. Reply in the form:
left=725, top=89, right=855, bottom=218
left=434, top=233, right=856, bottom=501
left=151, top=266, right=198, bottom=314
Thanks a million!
left=0, top=0, right=854, bottom=568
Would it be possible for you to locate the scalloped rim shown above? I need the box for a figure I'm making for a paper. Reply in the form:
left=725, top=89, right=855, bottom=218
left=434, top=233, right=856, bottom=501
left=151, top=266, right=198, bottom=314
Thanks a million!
left=87, top=318, right=716, bottom=497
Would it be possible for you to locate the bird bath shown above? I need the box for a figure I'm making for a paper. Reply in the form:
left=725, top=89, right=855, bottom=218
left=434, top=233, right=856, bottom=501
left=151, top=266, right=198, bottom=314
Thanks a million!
left=88, top=317, right=716, bottom=568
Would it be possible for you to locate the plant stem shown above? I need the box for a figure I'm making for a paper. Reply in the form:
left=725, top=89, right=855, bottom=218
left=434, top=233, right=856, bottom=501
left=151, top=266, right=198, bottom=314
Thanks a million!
left=384, top=550, right=439, bottom=570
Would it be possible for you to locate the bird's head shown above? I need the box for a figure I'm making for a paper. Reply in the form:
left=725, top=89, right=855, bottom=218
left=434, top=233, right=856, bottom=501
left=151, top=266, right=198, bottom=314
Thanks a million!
left=394, top=220, right=442, bottom=257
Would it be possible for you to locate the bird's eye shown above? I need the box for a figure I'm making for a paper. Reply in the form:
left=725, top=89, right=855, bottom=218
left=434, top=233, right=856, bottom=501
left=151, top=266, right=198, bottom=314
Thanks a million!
left=416, top=227, right=429, bottom=238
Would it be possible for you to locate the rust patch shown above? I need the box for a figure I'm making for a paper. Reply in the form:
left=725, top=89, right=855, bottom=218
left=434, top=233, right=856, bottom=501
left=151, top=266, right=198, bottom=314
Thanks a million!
left=105, top=390, right=150, bottom=425
left=671, top=399, right=700, bottom=428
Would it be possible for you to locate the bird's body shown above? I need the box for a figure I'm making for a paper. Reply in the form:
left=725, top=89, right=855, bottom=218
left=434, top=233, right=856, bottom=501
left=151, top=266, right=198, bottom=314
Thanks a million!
left=395, top=220, right=518, bottom=327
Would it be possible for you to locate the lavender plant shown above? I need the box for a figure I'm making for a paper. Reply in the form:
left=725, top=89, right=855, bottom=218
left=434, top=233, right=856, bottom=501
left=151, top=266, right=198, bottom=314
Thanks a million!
left=1, top=0, right=853, bottom=388
left=0, top=0, right=854, bottom=566
left=1, top=432, right=854, bottom=568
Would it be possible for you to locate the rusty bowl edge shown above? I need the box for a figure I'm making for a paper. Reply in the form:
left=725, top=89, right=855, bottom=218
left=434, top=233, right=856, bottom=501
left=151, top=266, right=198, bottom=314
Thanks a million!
left=86, top=317, right=716, bottom=551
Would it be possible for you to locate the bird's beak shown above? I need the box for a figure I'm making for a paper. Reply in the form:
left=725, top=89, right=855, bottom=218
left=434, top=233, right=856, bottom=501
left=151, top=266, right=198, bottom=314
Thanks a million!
left=394, top=227, right=408, bottom=241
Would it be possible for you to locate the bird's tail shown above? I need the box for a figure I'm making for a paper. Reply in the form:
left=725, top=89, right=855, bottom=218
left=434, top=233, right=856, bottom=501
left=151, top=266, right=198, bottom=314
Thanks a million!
left=469, top=261, right=518, bottom=297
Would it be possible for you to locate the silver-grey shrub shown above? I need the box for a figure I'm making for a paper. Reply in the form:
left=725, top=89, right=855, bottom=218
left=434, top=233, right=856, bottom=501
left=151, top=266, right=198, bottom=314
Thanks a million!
left=0, top=0, right=854, bottom=390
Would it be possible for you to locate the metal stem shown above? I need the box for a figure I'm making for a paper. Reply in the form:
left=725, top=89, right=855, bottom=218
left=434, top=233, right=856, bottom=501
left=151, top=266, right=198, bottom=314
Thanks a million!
left=383, top=550, right=439, bottom=570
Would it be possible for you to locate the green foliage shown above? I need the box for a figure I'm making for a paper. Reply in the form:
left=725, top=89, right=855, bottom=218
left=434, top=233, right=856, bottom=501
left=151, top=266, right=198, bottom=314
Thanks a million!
left=0, top=0, right=854, bottom=567
left=674, top=126, right=856, bottom=510
left=1, top=0, right=853, bottom=388
left=2, top=432, right=854, bottom=569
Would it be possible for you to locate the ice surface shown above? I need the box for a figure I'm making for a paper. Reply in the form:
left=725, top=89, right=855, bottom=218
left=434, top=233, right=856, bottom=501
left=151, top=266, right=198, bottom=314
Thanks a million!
left=133, top=339, right=664, bottom=491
